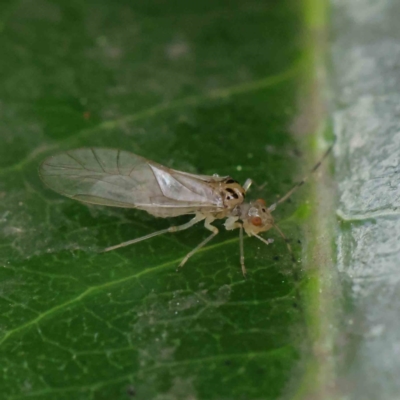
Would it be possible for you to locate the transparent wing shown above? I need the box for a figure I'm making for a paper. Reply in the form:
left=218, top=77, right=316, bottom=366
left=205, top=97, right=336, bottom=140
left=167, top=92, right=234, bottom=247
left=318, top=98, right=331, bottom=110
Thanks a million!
left=39, top=148, right=226, bottom=216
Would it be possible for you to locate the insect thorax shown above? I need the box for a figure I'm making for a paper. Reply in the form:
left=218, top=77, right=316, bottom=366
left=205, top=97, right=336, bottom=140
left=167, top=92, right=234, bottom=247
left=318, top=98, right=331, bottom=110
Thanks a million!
left=220, top=178, right=245, bottom=209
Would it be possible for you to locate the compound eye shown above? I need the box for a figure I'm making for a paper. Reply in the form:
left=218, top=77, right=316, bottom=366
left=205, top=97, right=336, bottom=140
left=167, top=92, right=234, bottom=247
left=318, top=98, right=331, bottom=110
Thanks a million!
left=250, top=216, right=263, bottom=226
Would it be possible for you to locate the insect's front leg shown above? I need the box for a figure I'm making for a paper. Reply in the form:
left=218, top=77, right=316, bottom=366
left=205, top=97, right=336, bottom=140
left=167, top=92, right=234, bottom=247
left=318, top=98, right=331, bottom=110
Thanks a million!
left=228, top=220, right=247, bottom=277
left=223, top=217, right=247, bottom=277
left=224, top=216, right=240, bottom=231
left=239, top=224, right=246, bottom=277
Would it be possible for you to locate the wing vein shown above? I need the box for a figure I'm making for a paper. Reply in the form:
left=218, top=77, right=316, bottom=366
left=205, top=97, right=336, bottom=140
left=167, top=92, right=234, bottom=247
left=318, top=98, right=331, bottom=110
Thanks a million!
left=128, top=162, right=138, bottom=177
left=66, top=151, right=89, bottom=171
left=91, top=148, right=106, bottom=173
left=148, top=162, right=164, bottom=196
left=42, top=174, right=132, bottom=190
left=116, top=149, right=122, bottom=175
left=43, top=163, right=83, bottom=171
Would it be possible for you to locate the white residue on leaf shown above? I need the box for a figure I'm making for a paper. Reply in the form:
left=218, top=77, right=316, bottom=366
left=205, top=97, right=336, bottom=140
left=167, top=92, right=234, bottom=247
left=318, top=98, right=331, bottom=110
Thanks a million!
left=0, top=190, right=100, bottom=260
left=132, top=283, right=233, bottom=379
left=153, top=377, right=197, bottom=400
left=165, top=38, right=190, bottom=60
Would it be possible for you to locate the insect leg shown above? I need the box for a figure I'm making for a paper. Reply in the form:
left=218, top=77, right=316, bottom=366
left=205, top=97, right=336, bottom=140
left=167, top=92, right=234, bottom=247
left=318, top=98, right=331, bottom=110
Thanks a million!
left=273, top=223, right=296, bottom=262
left=243, top=179, right=253, bottom=192
left=102, top=213, right=205, bottom=252
left=178, top=217, right=218, bottom=268
left=243, top=179, right=267, bottom=193
left=252, top=234, right=274, bottom=246
left=239, top=224, right=247, bottom=277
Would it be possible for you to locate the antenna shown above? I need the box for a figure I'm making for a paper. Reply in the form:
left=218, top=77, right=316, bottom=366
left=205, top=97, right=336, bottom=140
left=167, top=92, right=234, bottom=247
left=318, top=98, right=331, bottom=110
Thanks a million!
left=268, top=142, right=334, bottom=212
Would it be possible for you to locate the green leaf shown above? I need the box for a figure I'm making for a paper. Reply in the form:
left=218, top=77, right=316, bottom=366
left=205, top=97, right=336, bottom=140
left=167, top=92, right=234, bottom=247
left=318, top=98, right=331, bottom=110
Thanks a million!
left=0, top=1, right=328, bottom=399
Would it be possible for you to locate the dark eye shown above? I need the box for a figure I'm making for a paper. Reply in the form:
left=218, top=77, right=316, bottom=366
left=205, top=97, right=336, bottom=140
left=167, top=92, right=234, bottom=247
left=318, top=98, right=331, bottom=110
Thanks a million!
left=262, top=208, right=266, bottom=212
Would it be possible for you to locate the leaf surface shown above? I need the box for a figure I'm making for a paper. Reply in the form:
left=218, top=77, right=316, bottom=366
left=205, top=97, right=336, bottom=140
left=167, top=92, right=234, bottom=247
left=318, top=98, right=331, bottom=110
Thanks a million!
left=0, top=1, right=317, bottom=399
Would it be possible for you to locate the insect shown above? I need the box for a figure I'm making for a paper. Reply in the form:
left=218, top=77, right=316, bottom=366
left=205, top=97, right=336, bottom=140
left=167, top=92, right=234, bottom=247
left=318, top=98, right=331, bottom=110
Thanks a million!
left=39, top=146, right=333, bottom=276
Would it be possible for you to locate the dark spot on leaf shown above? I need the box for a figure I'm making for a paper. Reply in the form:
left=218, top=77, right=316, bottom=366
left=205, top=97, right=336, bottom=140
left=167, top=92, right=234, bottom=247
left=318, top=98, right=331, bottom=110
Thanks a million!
left=293, top=148, right=302, bottom=157
left=126, top=385, right=136, bottom=397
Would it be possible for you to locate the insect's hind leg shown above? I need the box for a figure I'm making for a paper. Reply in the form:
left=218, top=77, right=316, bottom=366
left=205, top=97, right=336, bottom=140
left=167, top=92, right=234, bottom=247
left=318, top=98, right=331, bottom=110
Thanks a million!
left=179, top=217, right=218, bottom=268
left=103, top=213, right=205, bottom=253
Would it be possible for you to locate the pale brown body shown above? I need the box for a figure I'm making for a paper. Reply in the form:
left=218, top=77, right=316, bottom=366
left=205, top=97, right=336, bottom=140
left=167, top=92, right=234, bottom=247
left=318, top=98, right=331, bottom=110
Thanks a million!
left=40, top=146, right=332, bottom=276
